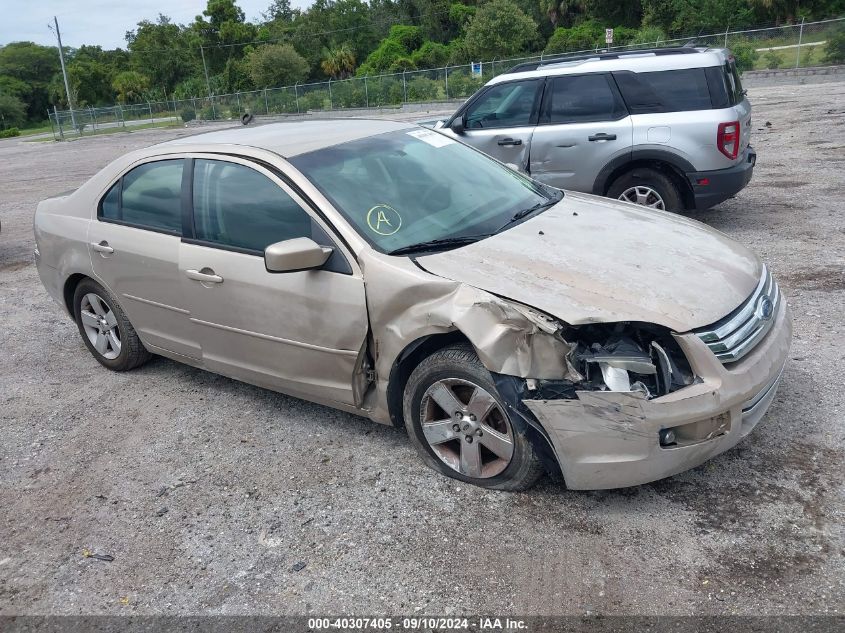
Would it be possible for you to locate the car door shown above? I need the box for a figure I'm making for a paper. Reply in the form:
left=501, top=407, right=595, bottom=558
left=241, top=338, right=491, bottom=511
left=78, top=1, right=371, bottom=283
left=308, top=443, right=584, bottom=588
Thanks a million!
left=442, top=79, right=543, bottom=172
left=179, top=156, right=368, bottom=407
left=529, top=73, right=633, bottom=192
left=88, top=157, right=200, bottom=360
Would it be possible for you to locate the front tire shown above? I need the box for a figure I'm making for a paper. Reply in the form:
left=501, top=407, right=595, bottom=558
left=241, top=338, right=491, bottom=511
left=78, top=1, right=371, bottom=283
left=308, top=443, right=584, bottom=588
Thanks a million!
left=402, top=345, right=544, bottom=491
left=607, top=167, right=683, bottom=212
left=73, top=278, right=151, bottom=371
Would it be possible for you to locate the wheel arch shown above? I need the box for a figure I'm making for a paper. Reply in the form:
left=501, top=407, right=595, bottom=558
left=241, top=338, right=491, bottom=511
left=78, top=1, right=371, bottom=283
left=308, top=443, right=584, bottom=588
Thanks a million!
left=385, top=331, right=564, bottom=480
left=593, top=150, right=696, bottom=210
left=386, top=330, right=472, bottom=429
left=63, top=273, right=90, bottom=316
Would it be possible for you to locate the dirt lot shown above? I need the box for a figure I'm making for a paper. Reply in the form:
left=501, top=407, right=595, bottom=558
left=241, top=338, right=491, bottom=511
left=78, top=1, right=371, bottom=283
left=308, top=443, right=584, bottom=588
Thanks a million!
left=1, top=82, right=843, bottom=618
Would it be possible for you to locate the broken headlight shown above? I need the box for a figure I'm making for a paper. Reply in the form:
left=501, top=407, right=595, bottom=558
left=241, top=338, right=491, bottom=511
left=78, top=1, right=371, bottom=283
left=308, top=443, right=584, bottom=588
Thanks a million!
left=567, top=323, right=695, bottom=398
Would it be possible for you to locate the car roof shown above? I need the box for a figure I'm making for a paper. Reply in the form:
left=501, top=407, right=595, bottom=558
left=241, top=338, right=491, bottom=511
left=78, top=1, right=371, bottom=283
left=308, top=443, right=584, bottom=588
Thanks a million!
left=491, top=47, right=729, bottom=85
left=158, top=118, right=415, bottom=158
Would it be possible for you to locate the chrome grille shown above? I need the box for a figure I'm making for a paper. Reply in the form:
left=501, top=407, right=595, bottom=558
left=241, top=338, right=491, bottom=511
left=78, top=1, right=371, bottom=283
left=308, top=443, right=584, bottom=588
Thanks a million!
left=694, top=265, right=780, bottom=364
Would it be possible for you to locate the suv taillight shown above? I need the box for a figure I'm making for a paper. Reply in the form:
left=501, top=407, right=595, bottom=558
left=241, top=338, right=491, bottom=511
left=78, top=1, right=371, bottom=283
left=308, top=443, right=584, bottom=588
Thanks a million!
left=717, top=120, right=740, bottom=160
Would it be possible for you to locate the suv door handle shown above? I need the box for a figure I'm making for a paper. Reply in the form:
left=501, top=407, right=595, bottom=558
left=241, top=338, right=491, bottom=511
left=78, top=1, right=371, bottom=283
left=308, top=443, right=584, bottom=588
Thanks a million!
left=497, top=138, right=523, bottom=146
left=186, top=269, right=223, bottom=284
left=90, top=241, right=114, bottom=254
left=588, top=133, right=617, bottom=142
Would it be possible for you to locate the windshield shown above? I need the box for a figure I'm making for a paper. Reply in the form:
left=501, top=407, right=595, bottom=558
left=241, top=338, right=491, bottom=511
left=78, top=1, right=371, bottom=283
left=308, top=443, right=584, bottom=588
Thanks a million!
left=290, top=128, right=559, bottom=254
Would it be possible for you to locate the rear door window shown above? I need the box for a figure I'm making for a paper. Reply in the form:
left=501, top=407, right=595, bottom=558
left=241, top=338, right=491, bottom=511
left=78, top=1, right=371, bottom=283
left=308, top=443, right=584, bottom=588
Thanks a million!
left=464, top=79, right=542, bottom=129
left=614, top=68, right=713, bottom=113
left=542, top=73, right=627, bottom=124
left=99, top=160, right=184, bottom=234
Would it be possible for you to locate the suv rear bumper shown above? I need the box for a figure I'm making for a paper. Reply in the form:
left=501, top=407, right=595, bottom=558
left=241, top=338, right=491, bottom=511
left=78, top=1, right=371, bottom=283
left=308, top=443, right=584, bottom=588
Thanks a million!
left=686, top=146, right=756, bottom=210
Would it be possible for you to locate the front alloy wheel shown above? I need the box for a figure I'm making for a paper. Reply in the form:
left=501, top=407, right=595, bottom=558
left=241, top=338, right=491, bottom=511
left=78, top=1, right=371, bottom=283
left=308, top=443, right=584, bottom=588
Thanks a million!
left=403, top=344, right=544, bottom=491
left=421, top=378, right=514, bottom=479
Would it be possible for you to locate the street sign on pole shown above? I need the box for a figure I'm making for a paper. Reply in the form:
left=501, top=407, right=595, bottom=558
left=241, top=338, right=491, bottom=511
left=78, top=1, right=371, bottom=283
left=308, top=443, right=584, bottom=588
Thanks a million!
left=605, top=28, right=614, bottom=44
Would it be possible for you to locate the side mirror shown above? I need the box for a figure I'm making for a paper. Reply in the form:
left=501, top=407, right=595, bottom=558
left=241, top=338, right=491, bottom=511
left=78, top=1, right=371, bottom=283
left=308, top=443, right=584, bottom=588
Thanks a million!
left=449, top=116, right=465, bottom=134
left=264, top=237, right=332, bottom=273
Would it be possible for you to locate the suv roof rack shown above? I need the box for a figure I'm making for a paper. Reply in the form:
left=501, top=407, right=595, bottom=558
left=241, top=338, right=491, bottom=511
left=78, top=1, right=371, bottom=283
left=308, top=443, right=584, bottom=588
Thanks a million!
left=506, top=47, right=702, bottom=74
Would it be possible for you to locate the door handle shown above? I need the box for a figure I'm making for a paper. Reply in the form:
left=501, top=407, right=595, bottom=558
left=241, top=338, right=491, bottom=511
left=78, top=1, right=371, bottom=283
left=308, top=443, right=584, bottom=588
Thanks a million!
left=497, top=138, right=523, bottom=146
left=186, top=269, right=224, bottom=284
left=588, top=133, right=617, bottom=142
left=90, top=241, right=114, bottom=254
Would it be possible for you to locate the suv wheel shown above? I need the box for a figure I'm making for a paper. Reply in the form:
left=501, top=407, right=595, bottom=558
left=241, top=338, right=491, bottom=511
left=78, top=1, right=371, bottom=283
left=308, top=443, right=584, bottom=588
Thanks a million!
left=402, top=344, right=544, bottom=491
left=73, top=278, right=152, bottom=371
left=607, top=168, right=682, bottom=212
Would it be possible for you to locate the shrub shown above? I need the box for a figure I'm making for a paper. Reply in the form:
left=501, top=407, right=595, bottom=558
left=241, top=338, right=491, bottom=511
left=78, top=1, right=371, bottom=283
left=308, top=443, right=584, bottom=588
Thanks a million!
left=407, top=76, right=444, bottom=101
left=729, top=38, right=759, bottom=73
left=764, top=49, right=782, bottom=69
left=198, top=105, right=220, bottom=120
left=825, top=28, right=845, bottom=64
left=179, top=108, right=196, bottom=123
left=0, top=127, right=20, bottom=138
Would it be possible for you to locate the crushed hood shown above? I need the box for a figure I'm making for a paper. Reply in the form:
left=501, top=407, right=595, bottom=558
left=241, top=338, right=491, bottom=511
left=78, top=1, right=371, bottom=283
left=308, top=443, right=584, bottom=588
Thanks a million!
left=416, top=192, right=762, bottom=332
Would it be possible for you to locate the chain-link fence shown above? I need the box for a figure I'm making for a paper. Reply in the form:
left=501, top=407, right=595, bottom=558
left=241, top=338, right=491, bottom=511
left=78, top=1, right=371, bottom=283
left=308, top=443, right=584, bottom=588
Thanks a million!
left=48, top=16, right=844, bottom=139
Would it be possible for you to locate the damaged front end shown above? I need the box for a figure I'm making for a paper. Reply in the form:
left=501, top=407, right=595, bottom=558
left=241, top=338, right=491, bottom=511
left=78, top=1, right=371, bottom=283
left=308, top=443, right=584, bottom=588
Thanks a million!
left=492, top=321, right=698, bottom=478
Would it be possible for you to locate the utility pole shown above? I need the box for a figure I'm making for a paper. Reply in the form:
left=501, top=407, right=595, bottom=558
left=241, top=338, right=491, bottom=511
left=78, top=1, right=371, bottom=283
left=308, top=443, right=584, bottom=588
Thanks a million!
left=199, top=46, right=216, bottom=118
left=51, top=16, right=77, bottom=132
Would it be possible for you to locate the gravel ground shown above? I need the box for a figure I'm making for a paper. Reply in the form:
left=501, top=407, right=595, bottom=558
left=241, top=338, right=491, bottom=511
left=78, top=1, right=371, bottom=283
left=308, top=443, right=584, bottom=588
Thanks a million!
left=0, top=82, right=843, bottom=618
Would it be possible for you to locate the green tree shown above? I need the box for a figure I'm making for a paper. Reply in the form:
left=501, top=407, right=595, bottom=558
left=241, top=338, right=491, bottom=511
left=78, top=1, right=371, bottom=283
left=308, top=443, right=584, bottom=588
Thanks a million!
left=463, top=0, right=539, bottom=60
left=0, top=42, right=61, bottom=121
left=127, top=15, right=196, bottom=93
left=0, top=93, right=27, bottom=129
left=191, top=0, right=257, bottom=75
left=321, top=45, right=357, bottom=79
left=246, top=44, right=309, bottom=87
left=112, top=70, right=151, bottom=103
left=411, top=41, right=450, bottom=68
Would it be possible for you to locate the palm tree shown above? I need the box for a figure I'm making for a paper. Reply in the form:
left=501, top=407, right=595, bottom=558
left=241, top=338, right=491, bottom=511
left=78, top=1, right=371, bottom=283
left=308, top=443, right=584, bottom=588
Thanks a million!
left=321, top=45, right=356, bottom=80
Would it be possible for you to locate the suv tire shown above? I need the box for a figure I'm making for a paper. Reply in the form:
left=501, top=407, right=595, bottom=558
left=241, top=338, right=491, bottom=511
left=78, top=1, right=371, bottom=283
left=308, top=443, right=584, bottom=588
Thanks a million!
left=403, top=344, right=544, bottom=491
left=607, top=167, right=683, bottom=212
left=73, top=278, right=152, bottom=371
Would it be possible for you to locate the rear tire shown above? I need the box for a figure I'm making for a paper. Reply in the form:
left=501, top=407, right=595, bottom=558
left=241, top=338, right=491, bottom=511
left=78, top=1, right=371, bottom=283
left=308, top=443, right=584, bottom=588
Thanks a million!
left=73, top=278, right=152, bottom=371
left=607, top=167, right=683, bottom=212
left=403, top=344, right=544, bottom=491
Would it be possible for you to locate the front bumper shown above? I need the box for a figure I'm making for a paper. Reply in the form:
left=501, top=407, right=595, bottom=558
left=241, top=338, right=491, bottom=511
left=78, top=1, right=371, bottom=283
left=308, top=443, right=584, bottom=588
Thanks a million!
left=686, top=146, right=756, bottom=210
left=524, top=297, right=792, bottom=490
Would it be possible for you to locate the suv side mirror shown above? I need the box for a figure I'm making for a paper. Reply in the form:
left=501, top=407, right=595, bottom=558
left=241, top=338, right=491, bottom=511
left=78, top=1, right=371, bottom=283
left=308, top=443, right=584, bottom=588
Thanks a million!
left=449, top=116, right=465, bottom=134
left=265, top=237, right=332, bottom=273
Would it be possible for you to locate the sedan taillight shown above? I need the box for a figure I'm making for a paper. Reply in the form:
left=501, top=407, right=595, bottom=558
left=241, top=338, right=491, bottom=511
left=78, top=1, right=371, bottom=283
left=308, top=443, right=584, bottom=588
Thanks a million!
left=717, top=120, right=740, bottom=160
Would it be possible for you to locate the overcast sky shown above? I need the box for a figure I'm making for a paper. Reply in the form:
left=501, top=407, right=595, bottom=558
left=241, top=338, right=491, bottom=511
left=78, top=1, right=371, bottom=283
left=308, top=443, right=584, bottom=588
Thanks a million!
left=1, top=0, right=311, bottom=50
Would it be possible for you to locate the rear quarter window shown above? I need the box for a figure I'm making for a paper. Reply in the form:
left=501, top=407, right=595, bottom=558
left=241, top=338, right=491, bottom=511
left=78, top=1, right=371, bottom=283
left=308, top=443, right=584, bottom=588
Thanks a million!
left=614, top=68, right=714, bottom=113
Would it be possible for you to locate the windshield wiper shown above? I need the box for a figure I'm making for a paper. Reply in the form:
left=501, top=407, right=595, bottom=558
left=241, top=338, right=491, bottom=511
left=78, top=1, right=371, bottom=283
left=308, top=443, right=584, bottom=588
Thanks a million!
left=388, top=234, right=492, bottom=256
left=495, top=191, right=563, bottom=234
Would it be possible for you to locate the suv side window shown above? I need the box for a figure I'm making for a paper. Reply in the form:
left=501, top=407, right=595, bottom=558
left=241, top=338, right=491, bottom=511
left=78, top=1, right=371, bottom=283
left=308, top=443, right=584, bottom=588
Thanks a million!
left=464, top=80, right=541, bottom=129
left=192, top=159, right=312, bottom=253
left=99, top=160, right=184, bottom=234
left=614, top=68, right=713, bottom=113
left=542, top=74, right=626, bottom=124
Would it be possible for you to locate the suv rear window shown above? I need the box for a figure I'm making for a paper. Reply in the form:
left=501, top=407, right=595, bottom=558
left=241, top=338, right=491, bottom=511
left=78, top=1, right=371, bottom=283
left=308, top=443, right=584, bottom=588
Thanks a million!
left=542, top=74, right=627, bottom=124
left=614, top=68, right=713, bottom=113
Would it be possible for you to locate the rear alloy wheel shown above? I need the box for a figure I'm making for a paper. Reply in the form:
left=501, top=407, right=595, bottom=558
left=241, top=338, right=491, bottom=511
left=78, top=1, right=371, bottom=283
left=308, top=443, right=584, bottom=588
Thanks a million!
left=403, top=345, right=544, bottom=491
left=607, top=167, right=683, bottom=212
left=73, top=278, right=152, bottom=371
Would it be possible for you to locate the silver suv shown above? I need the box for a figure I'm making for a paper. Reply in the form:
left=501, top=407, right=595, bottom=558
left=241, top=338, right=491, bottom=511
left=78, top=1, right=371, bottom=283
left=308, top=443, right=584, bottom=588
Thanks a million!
left=437, top=47, right=755, bottom=211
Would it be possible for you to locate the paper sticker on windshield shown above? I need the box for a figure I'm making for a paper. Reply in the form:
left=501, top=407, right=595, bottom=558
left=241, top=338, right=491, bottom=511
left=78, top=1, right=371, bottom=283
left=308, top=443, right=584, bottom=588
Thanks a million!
left=367, top=204, right=402, bottom=235
left=406, top=129, right=455, bottom=148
